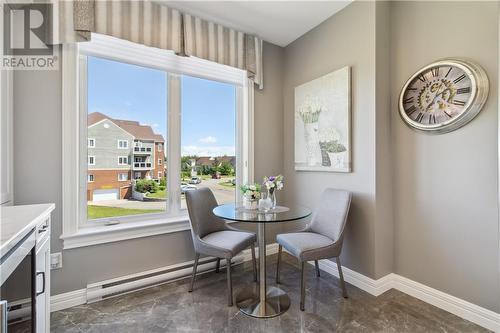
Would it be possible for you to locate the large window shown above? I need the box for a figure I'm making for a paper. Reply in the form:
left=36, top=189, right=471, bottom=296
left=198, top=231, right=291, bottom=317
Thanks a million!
left=180, top=75, right=236, bottom=209
left=66, top=33, right=251, bottom=236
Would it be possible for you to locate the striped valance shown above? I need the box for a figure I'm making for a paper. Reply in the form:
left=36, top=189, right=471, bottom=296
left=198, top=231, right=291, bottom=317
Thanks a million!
left=55, top=0, right=263, bottom=88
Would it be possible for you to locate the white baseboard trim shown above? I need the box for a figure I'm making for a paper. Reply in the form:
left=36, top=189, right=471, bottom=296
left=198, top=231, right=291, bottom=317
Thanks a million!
left=310, top=258, right=500, bottom=332
left=51, top=289, right=87, bottom=312
left=50, top=243, right=279, bottom=312
left=49, top=243, right=499, bottom=332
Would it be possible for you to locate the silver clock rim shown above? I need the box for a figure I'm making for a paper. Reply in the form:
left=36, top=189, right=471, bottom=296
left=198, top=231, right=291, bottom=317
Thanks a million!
left=398, top=58, right=489, bottom=134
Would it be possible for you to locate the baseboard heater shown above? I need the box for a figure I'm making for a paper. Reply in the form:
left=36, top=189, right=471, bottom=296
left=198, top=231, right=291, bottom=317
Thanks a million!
left=86, top=254, right=245, bottom=303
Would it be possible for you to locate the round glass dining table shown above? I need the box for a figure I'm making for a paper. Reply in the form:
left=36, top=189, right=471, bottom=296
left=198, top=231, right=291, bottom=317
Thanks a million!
left=213, top=203, right=312, bottom=318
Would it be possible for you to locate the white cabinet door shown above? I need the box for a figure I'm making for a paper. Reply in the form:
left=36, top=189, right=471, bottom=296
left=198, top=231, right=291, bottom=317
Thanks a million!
left=0, top=67, right=13, bottom=205
left=36, top=238, right=50, bottom=333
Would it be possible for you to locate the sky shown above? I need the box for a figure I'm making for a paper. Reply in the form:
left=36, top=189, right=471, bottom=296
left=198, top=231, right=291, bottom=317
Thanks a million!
left=87, top=56, right=236, bottom=157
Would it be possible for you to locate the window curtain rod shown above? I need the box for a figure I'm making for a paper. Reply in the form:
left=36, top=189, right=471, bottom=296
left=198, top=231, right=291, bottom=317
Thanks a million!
left=56, top=0, right=263, bottom=88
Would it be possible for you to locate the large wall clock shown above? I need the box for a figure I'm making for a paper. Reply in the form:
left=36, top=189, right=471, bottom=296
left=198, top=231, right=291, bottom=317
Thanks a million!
left=399, top=59, right=489, bottom=134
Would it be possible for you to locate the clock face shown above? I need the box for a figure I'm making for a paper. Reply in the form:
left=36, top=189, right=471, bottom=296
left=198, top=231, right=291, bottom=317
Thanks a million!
left=399, top=59, right=489, bottom=133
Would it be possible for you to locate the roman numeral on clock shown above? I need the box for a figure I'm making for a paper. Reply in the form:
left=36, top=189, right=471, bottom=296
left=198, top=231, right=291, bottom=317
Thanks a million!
left=444, top=111, right=453, bottom=118
left=403, top=97, right=414, bottom=104
left=406, top=105, right=417, bottom=116
left=431, top=68, right=440, bottom=77
left=418, top=74, right=428, bottom=83
left=452, top=100, right=466, bottom=106
left=457, top=87, right=471, bottom=94
left=429, top=114, right=436, bottom=124
left=415, top=112, right=424, bottom=123
left=453, top=74, right=466, bottom=84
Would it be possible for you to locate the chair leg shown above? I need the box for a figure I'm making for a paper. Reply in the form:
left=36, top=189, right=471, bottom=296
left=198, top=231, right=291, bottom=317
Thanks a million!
left=300, top=261, right=306, bottom=311
left=315, top=260, right=320, bottom=277
left=215, top=258, right=220, bottom=273
left=227, top=258, right=233, bottom=306
left=189, top=253, right=200, bottom=292
left=251, top=244, right=257, bottom=282
left=276, top=245, right=282, bottom=284
left=336, top=256, right=348, bottom=298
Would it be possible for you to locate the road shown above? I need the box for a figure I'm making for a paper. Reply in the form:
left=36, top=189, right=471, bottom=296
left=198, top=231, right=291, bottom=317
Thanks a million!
left=89, top=177, right=236, bottom=210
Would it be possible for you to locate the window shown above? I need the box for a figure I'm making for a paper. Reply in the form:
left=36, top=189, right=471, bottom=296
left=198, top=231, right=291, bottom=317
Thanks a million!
left=118, top=156, right=129, bottom=165
left=118, top=140, right=129, bottom=149
left=88, top=156, right=95, bottom=165
left=88, top=174, right=94, bottom=182
left=118, top=173, right=128, bottom=181
left=62, top=34, right=252, bottom=248
left=180, top=75, right=236, bottom=209
left=88, top=138, right=95, bottom=148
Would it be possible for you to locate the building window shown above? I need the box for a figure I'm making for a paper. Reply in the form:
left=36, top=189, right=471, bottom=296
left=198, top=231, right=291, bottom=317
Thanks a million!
left=118, top=156, right=129, bottom=165
left=62, top=33, right=252, bottom=248
left=88, top=174, right=94, bottom=182
left=88, top=138, right=95, bottom=148
left=118, top=140, right=129, bottom=149
left=118, top=173, right=128, bottom=181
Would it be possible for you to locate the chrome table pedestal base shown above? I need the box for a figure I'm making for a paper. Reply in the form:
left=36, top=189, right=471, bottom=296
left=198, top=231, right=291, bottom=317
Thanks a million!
left=236, top=286, right=290, bottom=318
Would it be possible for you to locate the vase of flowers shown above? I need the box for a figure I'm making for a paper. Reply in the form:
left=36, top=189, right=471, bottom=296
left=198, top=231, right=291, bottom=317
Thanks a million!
left=319, top=128, right=347, bottom=168
left=263, top=175, right=284, bottom=209
left=240, top=183, right=261, bottom=210
left=298, top=96, right=324, bottom=166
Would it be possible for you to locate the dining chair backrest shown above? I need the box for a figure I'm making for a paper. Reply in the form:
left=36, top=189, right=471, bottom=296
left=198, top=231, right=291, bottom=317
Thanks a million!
left=185, top=188, right=228, bottom=238
left=310, top=188, right=352, bottom=243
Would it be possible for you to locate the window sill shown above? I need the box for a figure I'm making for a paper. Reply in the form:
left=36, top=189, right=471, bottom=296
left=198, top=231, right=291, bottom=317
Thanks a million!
left=60, top=216, right=192, bottom=250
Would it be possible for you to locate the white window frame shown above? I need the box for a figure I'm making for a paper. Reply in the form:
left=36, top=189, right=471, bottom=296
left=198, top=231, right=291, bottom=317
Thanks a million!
left=117, top=139, right=128, bottom=149
left=118, top=173, right=128, bottom=181
left=117, top=156, right=129, bottom=165
left=88, top=174, right=94, bottom=183
left=88, top=156, right=95, bottom=166
left=61, top=34, right=253, bottom=249
left=88, top=138, right=95, bottom=148
left=158, top=143, right=163, bottom=151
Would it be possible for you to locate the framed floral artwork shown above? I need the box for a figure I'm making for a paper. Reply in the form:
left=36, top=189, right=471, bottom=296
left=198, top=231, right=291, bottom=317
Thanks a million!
left=294, top=66, right=351, bottom=172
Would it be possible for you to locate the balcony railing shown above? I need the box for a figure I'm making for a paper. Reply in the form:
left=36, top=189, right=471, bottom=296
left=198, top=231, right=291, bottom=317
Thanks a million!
left=133, top=147, right=152, bottom=154
left=133, top=162, right=152, bottom=169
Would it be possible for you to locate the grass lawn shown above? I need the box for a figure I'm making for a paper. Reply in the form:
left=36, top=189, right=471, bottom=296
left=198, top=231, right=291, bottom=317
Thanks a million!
left=88, top=205, right=163, bottom=219
left=146, top=189, right=166, bottom=199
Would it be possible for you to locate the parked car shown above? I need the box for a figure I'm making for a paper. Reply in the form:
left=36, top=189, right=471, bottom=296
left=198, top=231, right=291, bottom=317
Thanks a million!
left=212, top=172, right=221, bottom=179
left=181, top=183, right=197, bottom=194
left=231, top=179, right=236, bottom=185
left=189, top=176, right=202, bottom=184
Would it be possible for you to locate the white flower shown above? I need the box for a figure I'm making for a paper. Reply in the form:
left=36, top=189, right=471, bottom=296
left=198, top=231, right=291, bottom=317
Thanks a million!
left=249, top=185, right=256, bottom=191
left=319, top=128, right=341, bottom=143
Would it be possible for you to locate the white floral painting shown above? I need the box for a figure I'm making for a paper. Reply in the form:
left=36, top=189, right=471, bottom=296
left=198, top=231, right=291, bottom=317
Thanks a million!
left=295, top=66, right=351, bottom=172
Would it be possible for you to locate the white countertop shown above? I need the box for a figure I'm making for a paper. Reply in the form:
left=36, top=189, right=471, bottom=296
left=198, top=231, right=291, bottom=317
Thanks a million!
left=0, top=203, right=55, bottom=257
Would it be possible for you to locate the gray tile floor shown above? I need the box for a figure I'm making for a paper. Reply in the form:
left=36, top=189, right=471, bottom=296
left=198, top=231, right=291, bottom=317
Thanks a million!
left=50, top=254, right=489, bottom=333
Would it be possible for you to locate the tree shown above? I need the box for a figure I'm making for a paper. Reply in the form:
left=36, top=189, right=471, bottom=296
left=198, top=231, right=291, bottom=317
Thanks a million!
left=218, top=161, right=234, bottom=176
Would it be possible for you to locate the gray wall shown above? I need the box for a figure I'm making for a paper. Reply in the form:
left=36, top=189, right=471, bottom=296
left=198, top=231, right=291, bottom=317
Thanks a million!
left=390, top=1, right=499, bottom=312
left=13, top=41, right=284, bottom=295
left=282, top=1, right=379, bottom=278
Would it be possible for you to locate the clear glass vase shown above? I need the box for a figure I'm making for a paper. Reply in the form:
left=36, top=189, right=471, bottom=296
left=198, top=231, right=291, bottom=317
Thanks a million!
left=269, top=189, right=277, bottom=209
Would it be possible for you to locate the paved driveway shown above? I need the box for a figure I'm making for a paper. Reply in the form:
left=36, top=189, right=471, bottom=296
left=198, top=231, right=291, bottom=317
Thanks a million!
left=89, top=178, right=236, bottom=209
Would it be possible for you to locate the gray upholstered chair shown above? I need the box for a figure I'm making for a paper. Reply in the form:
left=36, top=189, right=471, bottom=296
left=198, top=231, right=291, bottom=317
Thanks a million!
left=185, top=188, right=257, bottom=306
left=275, top=188, right=352, bottom=311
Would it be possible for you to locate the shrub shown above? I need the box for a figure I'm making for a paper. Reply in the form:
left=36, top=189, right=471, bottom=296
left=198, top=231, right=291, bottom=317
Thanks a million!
left=159, top=185, right=166, bottom=191
left=159, top=177, right=166, bottom=187
left=219, top=161, right=234, bottom=176
left=135, top=179, right=159, bottom=193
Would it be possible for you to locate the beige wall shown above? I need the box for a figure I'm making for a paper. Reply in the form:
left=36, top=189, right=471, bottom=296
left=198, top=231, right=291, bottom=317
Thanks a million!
left=282, top=1, right=381, bottom=278
left=13, top=42, right=284, bottom=295
left=390, top=1, right=499, bottom=312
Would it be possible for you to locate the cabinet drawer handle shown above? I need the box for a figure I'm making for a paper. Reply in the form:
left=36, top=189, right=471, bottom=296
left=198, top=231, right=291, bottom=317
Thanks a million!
left=36, top=271, right=45, bottom=296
